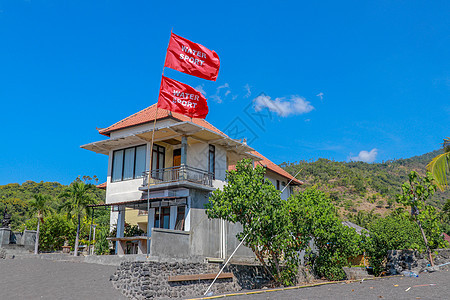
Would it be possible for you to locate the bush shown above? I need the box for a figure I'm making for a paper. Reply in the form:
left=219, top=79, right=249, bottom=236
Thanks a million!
left=365, top=213, right=425, bottom=275
left=24, top=214, right=76, bottom=252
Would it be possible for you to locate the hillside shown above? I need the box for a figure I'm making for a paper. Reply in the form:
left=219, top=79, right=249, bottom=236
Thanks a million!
left=281, top=149, right=450, bottom=218
left=0, top=180, right=105, bottom=230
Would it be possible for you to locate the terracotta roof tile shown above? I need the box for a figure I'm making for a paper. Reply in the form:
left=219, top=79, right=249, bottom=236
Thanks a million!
left=228, top=151, right=303, bottom=185
left=96, top=182, right=107, bottom=189
left=99, top=103, right=226, bottom=137
left=251, top=151, right=303, bottom=185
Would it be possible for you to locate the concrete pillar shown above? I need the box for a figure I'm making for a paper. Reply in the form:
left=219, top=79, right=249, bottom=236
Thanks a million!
left=146, top=208, right=155, bottom=256
left=181, top=136, right=187, bottom=166
left=115, top=208, right=125, bottom=255
left=169, top=206, right=177, bottom=230
left=0, top=228, right=11, bottom=245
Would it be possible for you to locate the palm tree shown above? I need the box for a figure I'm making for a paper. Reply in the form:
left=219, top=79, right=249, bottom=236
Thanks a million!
left=427, top=137, right=450, bottom=191
left=29, top=194, right=52, bottom=255
left=59, top=181, right=97, bottom=256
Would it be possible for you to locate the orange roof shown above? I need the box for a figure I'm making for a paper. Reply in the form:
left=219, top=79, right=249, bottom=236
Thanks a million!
left=96, top=182, right=107, bottom=190
left=228, top=151, right=303, bottom=185
left=98, top=104, right=302, bottom=186
left=251, top=151, right=303, bottom=185
left=99, top=103, right=226, bottom=137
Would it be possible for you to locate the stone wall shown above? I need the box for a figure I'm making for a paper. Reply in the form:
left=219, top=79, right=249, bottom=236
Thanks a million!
left=110, top=261, right=271, bottom=299
left=387, top=249, right=450, bottom=274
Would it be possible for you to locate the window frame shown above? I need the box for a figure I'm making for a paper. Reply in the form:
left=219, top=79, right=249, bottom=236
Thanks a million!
left=208, top=144, right=215, bottom=179
left=154, top=206, right=171, bottom=229
left=111, top=144, right=147, bottom=182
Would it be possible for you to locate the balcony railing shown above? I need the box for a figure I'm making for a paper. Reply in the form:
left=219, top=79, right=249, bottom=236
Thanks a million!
left=142, top=165, right=214, bottom=187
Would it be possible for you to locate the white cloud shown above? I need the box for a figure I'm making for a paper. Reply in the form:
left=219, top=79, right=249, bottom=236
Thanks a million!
left=350, top=148, right=378, bottom=163
left=253, top=94, right=314, bottom=117
left=244, top=84, right=251, bottom=98
left=210, top=95, right=222, bottom=103
left=195, top=85, right=206, bottom=96
left=210, top=83, right=231, bottom=103
left=316, top=92, right=324, bottom=101
left=217, top=83, right=229, bottom=91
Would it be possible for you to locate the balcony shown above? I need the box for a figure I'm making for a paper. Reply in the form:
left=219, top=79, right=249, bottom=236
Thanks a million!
left=140, top=165, right=214, bottom=191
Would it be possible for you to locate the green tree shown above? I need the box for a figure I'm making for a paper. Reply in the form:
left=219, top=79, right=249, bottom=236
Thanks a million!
left=397, top=171, right=445, bottom=266
left=288, top=188, right=361, bottom=280
left=24, top=213, right=76, bottom=252
left=28, top=193, right=53, bottom=254
left=427, top=137, right=450, bottom=191
left=206, top=159, right=361, bottom=284
left=206, top=159, right=306, bottom=285
left=440, top=199, right=450, bottom=235
left=59, top=180, right=97, bottom=256
left=347, top=209, right=380, bottom=229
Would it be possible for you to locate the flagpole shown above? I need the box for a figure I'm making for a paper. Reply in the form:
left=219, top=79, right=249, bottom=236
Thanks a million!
left=147, top=28, right=172, bottom=258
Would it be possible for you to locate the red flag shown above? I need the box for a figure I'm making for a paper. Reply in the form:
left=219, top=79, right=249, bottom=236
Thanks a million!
left=157, top=76, right=209, bottom=119
left=164, top=33, right=220, bottom=81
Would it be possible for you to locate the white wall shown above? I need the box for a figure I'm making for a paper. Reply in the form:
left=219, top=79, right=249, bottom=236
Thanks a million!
left=186, top=143, right=227, bottom=189
left=264, top=170, right=292, bottom=200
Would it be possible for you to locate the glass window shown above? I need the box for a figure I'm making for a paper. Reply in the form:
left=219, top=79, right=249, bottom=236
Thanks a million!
left=123, top=148, right=135, bottom=180
left=111, top=145, right=147, bottom=182
left=175, top=206, right=185, bottom=231
left=151, top=145, right=165, bottom=180
left=134, top=145, right=146, bottom=178
left=208, top=145, right=215, bottom=178
left=154, top=207, right=170, bottom=229
left=112, top=150, right=124, bottom=182
left=162, top=207, right=170, bottom=229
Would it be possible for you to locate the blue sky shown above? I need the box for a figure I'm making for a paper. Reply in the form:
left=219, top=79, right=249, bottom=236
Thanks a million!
left=0, top=0, right=448, bottom=185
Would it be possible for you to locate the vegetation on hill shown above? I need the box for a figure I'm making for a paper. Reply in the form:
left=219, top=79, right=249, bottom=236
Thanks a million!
left=0, top=177, right=110, bottom=254
left=281, top=149, right=450, bottom=218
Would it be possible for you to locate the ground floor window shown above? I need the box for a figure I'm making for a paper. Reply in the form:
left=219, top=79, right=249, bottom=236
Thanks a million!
left=154, top=207, right=170, bottom=229
left=175, top=206, right=186, bottom=230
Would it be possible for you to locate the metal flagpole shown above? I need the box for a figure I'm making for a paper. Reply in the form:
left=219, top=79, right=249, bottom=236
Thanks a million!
left=146, top=28, right=172, bottom=258
left=147, top=93, right=159, bottom=259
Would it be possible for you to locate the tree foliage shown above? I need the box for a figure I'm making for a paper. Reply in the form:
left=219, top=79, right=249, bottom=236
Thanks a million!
left=397, top=171, right=446, bottom=250
left=0, top=178, right=105, bottom=231
left=287, top=188, right=362, bottom=280
left=206, top=159, right=361, bottom=285
left=365, top=212, right=426, bottom=276
left=59, top=180, right=98, bottom=256
left=206, top=159, right=299, bottom=285
left=28, top=193, right=53, bottom=253
left=426, top=137, right=450, bottom=191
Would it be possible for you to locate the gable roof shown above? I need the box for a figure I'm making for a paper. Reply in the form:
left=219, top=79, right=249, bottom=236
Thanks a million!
left=98, top=103, right=302, bottom=186
left=98, top=103, right=226, bottom=137
left=252, top=151, right=303, bottom=185
left=96, top=182, right=107, bottom=190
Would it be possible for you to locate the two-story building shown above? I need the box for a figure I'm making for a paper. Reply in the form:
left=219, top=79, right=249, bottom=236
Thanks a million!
left=81, top=103, right=302, bottom=260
